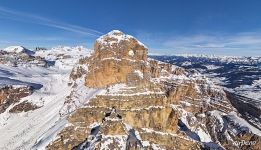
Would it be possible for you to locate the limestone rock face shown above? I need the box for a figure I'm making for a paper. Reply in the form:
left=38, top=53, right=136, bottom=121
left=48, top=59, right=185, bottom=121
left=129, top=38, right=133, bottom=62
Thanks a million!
left=94, top=30, right=148, bottom=61
left=46, top=30, right=260, bottom=150
left=70, top=30, right=172, bottom=89
left=82, top=31, right=171, bottom=87
left=84, top=30, right=150, bottom=88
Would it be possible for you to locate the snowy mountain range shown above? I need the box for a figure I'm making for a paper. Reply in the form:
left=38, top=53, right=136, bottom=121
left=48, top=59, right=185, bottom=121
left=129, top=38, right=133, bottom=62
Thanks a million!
left=0, top=31, right=260, bottom=150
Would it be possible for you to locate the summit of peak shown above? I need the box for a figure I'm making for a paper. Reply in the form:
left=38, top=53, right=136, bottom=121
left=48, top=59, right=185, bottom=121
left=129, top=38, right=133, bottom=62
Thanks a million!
left=97, top=30, right=129, bottom=42
left=96, top=30, right=147, bottom=50
left=4, top=46, right=26, bottom=53
left=3, top=46, right=35, bottom=56
left=108, top=30, right=124, bottom=35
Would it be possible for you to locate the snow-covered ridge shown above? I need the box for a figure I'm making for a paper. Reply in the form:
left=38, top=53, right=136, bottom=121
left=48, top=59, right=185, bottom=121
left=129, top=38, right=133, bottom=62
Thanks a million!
left=168, top=54, right=261, bottom=64
left=0, top=45, right=92, bottom=68
left=35, top=46, right=91, bottom=57
left=97, top=30, right=147, bottom=48
left=3, top=46, right=26, bottom=53
left=169, top=53, right=261, bottom=58
left=35, top=45, right=92, bottom=68
left=3, top=46, right=35, bottom=55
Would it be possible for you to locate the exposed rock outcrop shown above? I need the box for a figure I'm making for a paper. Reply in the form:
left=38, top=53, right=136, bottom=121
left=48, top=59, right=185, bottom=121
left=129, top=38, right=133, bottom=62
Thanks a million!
left=46, top=30, right=260, bottom=150
left=83, top=30, right=148, bottom=88
left=9, top=100, right=39, bottom=113
left=79, top=30, right=172, bottom=88
left=0, top=85, right=33, bottom=113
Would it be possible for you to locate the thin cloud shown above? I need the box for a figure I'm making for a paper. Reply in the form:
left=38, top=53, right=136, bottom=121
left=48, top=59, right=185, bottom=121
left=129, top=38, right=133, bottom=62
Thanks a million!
left=137, top=30, right=261, bottom=56
left=0, top=6, right=103, bottom=37
left=163, top=33, right=261, bottom=50
left=0, top=40, right=12, bottom=44
left=23, top=36, right=70, bottom=41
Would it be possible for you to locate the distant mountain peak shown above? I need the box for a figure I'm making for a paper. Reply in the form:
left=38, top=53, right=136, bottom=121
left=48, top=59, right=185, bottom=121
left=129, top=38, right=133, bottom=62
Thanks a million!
left=4, top=46, right=26, bottom=53
left=3, top=46, right=35, bottom=56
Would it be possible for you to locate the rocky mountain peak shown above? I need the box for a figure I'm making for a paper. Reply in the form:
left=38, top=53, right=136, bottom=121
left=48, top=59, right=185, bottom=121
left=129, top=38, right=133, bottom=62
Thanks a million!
left=94, top=30, right=148, bottom=61
left=96, top=30, right=146, bottom=47
left=82, top=30, right=162, bottom=88
left=47, top=30, right=261, bottom=150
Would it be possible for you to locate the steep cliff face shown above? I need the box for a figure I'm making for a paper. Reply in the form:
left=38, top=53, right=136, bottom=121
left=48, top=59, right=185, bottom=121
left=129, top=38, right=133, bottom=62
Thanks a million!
left=82, top=30, right=173, bottom=88
left=46, top=30, right=260, bottom=150
left=83, top=30, right=148, bottom=88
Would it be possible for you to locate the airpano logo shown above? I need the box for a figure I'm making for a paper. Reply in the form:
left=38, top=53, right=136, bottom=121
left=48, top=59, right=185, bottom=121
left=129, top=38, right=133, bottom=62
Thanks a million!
left=233, top=140, right=256, bottom=146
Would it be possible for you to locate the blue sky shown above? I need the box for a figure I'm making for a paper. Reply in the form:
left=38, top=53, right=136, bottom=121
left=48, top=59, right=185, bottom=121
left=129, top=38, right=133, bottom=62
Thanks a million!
left=0, top=0, right=261, bottom=56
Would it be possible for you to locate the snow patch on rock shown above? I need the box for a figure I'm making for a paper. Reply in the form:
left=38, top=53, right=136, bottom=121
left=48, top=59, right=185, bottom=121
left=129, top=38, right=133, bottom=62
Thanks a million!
left=128, top=50, right=134, bottom=56
left=134, top=70, right=144, bottom=79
